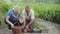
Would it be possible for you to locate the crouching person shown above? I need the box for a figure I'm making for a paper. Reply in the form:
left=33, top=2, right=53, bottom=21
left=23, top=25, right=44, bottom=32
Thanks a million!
left=4, top=6, right=23, bottom=34
left=22, top=6, right=34, bottom=33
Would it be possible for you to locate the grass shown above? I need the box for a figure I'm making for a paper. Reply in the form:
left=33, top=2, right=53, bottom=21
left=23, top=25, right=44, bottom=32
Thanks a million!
left=0, top=19, right=49, bottom=33
left=31, top=21, right=49, bottom=33
left=1, top=2, right=60, bottom=33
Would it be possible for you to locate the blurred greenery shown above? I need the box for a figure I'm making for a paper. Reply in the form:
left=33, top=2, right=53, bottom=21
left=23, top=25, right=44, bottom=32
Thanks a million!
left=0, top=0, right=60, bottom=33
left=1, top=2, right=60, bottom=24
left=31, top=21, right=49, bottom=33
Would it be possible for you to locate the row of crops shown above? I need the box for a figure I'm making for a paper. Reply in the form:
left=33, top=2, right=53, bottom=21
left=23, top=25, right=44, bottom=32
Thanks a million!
left=1, top=2, right=60, bottom=24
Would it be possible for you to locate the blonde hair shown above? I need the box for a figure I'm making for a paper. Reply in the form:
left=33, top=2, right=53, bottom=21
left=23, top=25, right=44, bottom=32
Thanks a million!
left=13, top=6, right=20, bottom=10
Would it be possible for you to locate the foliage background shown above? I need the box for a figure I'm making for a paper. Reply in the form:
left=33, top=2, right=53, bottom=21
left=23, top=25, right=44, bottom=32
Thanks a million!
left=0, top=0, right=60, bottom=24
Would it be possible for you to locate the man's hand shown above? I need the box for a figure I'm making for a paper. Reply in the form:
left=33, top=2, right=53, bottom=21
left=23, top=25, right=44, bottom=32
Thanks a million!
left=26, top=25, right=29, bottom=29
left=28, top=19, right=34, bottom=26
left=11, top=23, right=14, bottom=28
left=26, top=25, right=31, bottom=32
left=6, top=16, right=14, bottom=28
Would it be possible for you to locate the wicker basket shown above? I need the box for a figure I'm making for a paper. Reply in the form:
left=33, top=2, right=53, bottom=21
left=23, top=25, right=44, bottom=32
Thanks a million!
left=12, top=26, right=21, bottom=33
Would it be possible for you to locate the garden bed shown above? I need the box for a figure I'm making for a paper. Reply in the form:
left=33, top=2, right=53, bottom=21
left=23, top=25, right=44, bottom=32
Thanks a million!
left=31, top=21, right=49, bottom=33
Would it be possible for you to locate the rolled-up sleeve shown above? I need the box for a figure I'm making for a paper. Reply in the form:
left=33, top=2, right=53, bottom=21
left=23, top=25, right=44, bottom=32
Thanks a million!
left=7, top=10, right=12, bottom=17
left=31, top=10, right=34, bottom=19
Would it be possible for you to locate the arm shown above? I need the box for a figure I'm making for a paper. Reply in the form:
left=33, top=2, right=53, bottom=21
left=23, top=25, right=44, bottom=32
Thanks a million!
left=27, top=19, right=34, bottom=26
left=22, top=10, right=26, bottom=27
left=19, top=18, right=25, bottom=24
left=6, top=10, right=14, bottom=28
left=6, top=16, right=14, bottom=28
left=19, top=17, right=26, bottom=28
left=27, top=10, right=34, bottom=26
left=22, top=19, right=26, bottom=27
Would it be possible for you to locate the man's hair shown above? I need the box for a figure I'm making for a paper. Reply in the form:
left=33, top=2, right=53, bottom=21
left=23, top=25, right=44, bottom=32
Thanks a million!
left=13, top=6, right=20, bottom=10
left=25, top=5, right=30, bottom=9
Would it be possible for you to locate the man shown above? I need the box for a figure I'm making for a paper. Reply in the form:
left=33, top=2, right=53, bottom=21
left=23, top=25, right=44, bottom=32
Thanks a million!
left=22, top=6, right=34, bottom=32
left=4, top=6, right=23, bottom=31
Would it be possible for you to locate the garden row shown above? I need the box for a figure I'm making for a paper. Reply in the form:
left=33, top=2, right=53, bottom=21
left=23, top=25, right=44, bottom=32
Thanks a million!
left=2, top=3, right=60, bottom=24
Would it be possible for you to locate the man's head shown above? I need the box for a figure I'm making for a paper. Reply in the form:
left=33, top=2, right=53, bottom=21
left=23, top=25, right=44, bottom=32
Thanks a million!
left=13, top=6, right=20, bottom=15
left=25, top=5, right=30, bottom=13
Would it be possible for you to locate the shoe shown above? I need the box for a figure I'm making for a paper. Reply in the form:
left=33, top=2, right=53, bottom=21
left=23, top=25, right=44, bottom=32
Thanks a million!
left=9, top=30, right=12, bottom=31
left=8, top=28, right=12, bottom=31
